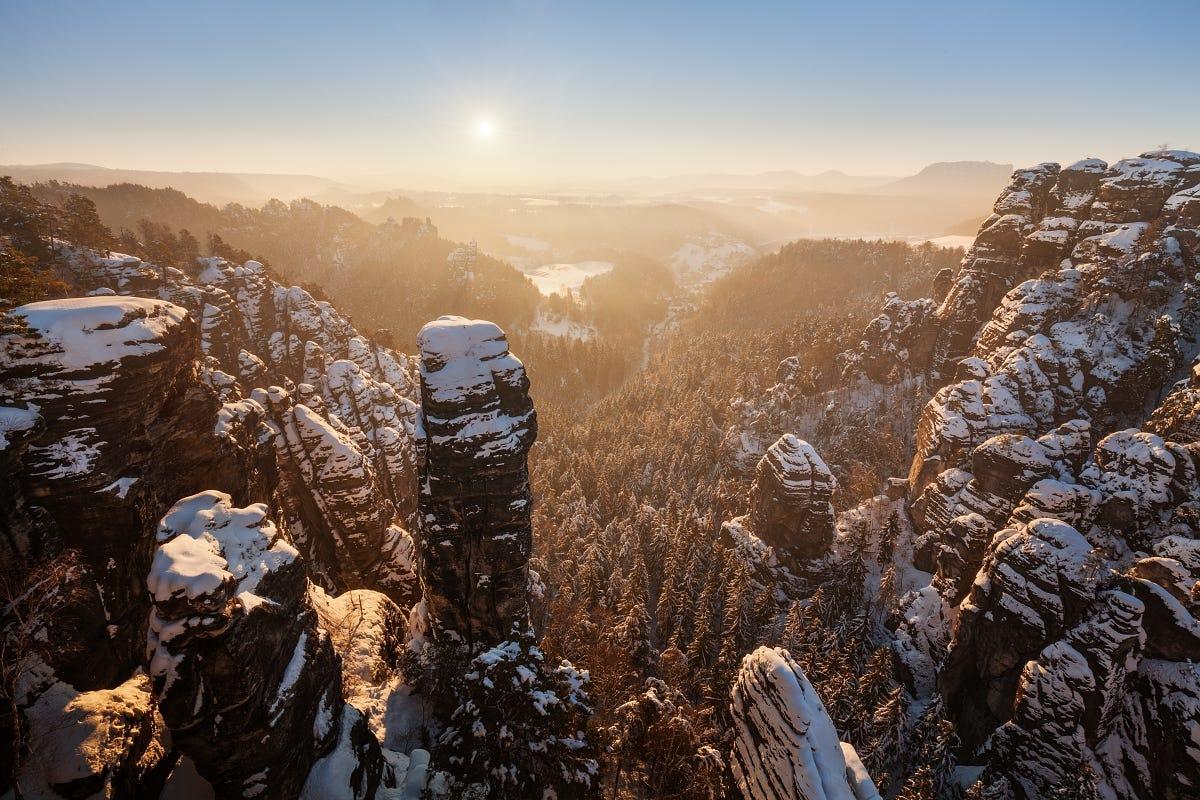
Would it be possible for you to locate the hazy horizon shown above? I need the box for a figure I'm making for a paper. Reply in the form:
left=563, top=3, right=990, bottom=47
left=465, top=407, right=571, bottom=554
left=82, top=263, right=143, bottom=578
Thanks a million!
left=3, top=0, right=1196, bottom=188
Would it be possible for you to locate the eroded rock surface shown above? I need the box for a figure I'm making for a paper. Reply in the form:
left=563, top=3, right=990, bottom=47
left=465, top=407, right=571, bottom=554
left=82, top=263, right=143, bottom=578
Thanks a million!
left=415, top=315, right=537, bottom=650
left=146, top=490, right=397, bottom=800
left=891, top=151, right=1200, bottom=799
left=730, top=647, right=880, bottom=800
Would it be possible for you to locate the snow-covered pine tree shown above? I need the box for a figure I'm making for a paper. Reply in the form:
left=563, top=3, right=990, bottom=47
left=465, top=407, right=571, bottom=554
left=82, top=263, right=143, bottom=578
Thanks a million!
left=434, top=627, right=600, bottom=799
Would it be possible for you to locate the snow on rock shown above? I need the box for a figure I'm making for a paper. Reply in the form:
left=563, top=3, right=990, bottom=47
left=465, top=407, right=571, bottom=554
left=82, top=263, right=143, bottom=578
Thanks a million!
left=416, top=316, right=538, bottom=650
left=744, top=434, right=837, bottom=564
left=984, top=590, right=1146, bottom=797
left=730, top=646, right=879, bottom=800
left=840, top=292, right=940, bottom=383
left=0, top=293, right=265, bottom=685
left=253, top=386, right=418, bottom=604
left=0, top=403, right=40, bottom=451
left=7, top=295, right=187, bottom=371
left=942, top=518, right=1100, bottom=750
left=309, top=584, right=425, bottom=750
left=146, top=490, right=403, bottom=800
left=15, top=664, right=169, bottom=799
left=146, top=490, right=298, bottom=690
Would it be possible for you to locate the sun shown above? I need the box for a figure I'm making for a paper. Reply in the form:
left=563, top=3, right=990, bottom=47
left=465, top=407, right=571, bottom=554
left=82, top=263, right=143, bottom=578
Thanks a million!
left=475, top=118, right=495, bottom=140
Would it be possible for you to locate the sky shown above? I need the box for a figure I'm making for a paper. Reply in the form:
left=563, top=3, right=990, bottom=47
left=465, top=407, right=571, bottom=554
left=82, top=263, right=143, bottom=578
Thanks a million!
left=1, top=0, right=1197, bottom=187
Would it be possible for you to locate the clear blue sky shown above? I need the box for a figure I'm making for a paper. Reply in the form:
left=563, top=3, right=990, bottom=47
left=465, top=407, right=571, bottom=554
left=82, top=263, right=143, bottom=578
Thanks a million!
left=1, top=0, right=1196, bottom=185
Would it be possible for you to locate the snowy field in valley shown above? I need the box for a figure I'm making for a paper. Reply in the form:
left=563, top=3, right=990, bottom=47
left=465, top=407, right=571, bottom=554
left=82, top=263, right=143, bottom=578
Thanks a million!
left=525, top=260, right=615, bottom=295
left=917, top=234, right=975, bottom=249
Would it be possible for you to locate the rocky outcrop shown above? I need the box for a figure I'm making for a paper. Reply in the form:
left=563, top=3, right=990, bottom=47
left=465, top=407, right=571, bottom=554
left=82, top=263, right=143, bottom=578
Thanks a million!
left=900, top=151, right=1200, bottom=799
left=14, top=665, right=171, bottom=799
left=146, top=490, right=399, bottom=800
left=840, top=293, right=939, bottom=383
left=746, top=434, right=837, bottom=562
left=0, top=297, right=264, bottom=686
left=873, top=149, right=1200, bottom=796
left=414, top=315, right=537, bottom=650
left=941, top=518, right=1100, bottom=748
left=730, top=647, right=880, bottom=800
left=72, top=251, right=422, bottom=526
left=252, top=385, right=418, bottom=604
left=910, top=151, right=1200, bottom=497
left=929, top=162, right=1062, bottom=378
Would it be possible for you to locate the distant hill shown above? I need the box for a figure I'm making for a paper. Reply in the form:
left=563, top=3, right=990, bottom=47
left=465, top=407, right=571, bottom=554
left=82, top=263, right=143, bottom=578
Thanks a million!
left=0, top=162, right=354, bottom=206
left=864, top=160, right=1013, bottom=199
left=610, top=169, right=896, bottom=195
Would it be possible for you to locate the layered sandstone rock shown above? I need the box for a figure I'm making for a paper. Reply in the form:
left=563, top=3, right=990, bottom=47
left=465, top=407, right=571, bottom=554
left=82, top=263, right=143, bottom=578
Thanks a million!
left=898, top=151, right=1200, bottom=799
left=840, top=293, right=939, bottom=382
left=747, top=434, right=837, bottom=561
left=0, top=297, right=259, bottom=686
left=720, top=435, right=837, bottom=592
left=14, top=666, right=171, bottom=799
left=252, top=385, right=418, bottom=604
left=414, top=315, right=537, bottom=650
left=730, top=647, right=880, bottom=800
left=146, top=491, right=399, bottom=800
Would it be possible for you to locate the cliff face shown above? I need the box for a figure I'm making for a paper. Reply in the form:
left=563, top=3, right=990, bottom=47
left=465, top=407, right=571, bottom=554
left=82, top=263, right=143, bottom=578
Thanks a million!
left=146, top=490, right=397, bottom=800
left=3, top=250, right=423, bottom=614
left=0, top=250, right=431, bottom=797
left=414, top=315, right=537, bottom=650
left=871, top=151, right=1200, bottom=799
left=0, top=297, right=263, bottom=688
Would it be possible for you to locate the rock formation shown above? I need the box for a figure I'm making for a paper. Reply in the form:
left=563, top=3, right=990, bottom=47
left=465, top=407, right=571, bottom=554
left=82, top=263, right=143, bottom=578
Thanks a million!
left=414, top=315, right=537, bottom=650
left=840, top=293, right=939, bottom=383
left=0, top=296, right=261, bottom=686
left=877, top=151, right=1200, bottom=799
left=1, top=250, right=428, bottom=796
left=146, top=490, right=399, bottom=800
left=746, top=434, right=837, bottom=560
left=721, top=434, right=837, bottom=589
left=730, top=646, right=880, bottom=800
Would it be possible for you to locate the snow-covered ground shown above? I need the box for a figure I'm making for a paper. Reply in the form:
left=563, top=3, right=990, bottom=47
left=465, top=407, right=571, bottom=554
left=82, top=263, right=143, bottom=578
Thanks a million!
left=531, top=311, right=595, bottom=340
left=525, top=260, right=615, bottom=296
left=916, top=234, right=975, bottom=249
left=669, top=232, right=756, bottom=287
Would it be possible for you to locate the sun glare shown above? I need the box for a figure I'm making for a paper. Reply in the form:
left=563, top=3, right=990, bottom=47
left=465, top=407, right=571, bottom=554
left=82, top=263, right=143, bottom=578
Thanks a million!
left=475, top=118, right=495, bottom=140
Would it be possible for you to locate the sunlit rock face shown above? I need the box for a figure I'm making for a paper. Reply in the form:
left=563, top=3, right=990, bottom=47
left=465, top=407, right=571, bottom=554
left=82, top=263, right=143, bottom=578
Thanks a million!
left=730, top=647, right=879, bottom=800
left=250, top=384, right=418, bottom=605
left=415, top=315, right=538, bottom=650
left=746, top=434, right=837, bottom=562
left=910, top=150, right=1200, bottom=499
left=897, top=151, right=1200, bottom=799
left=146, top=491, right=395, bottom=800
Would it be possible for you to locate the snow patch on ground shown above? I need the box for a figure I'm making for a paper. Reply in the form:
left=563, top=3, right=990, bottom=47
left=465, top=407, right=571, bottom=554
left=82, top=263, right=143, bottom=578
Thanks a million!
left=525, top=261, right=614, bottom=296
left=531, top=311, right=595, bottom=341
left=668, top=232, right=756, bottom=287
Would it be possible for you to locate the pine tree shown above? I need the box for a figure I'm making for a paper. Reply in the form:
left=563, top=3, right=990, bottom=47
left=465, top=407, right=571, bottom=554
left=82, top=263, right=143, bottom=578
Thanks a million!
left=435, top=628, right=600, bottom=799
left=60, top=193, right=114, bottom=252
left=716, top=562, right=755, bottom=678
left=894, top=764, right=937, bottom=800
left=881, top=511, right=901, bottom=563
left=176, top=228, right=201, bottom=267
